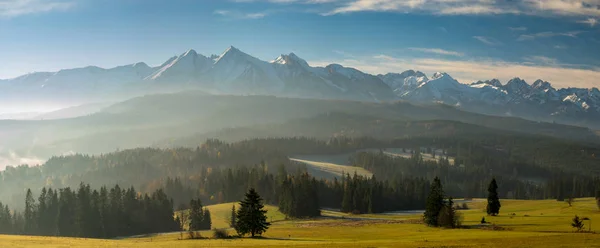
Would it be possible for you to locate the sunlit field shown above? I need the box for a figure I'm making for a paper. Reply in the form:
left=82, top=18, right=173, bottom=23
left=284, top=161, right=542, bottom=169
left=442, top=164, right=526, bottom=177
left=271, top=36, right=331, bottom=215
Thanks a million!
left=290, top=155, right=373, bottom=179
left=1, top=198, right=599, bottom=247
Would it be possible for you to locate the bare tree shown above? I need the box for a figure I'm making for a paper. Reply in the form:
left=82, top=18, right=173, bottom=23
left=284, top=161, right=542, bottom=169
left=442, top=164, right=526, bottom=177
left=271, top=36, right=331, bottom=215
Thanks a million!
left=566, top=197, right=574, bottom=207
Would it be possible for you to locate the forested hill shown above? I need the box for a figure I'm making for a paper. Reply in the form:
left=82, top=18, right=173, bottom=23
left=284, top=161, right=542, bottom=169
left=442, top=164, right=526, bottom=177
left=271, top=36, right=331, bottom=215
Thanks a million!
left=1, top=93, right=598, bottom=165
left=1, top=134, right=599, bottom=210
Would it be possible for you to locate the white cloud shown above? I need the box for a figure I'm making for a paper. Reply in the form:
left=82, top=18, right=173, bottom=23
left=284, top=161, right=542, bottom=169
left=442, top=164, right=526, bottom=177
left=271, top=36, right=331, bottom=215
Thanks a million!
left=517, top=31, right=583, bottom=41
left=309, top=54, right=600, bottom=89
left=472, top=36, right=502, bottom=46
left=408, top=47, right=464, bottom=57
left=243, top=0, right=600, bottom=18
left=0, top=0, right=74, bottom=17
left=577, top=17, right=598, bottom=27
left=214, top=9, right=268, bottom=19
left=523, top=55, right=559, bottom=66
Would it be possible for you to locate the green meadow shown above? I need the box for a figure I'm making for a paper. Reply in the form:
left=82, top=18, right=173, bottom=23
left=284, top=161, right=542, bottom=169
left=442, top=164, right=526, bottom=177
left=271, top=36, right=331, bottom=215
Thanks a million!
left=1, top=198, right=599, bottom=247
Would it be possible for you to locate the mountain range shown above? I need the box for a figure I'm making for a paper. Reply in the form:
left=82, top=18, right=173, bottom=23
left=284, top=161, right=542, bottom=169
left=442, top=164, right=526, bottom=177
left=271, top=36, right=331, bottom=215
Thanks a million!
left=1, top=46, right=599, bottom=128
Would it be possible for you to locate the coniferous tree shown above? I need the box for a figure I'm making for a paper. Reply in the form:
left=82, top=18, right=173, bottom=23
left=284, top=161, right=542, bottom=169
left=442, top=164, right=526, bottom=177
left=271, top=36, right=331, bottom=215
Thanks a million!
left=202, top=208, right=212, bottom=230
left=230, top=205, right=237, bottom=228
left=486, top=178, right=501, bottom=216
left=24, top=189, right=36, bottom=234
left=424, top=177, right=445, bottom=226
left=236, top=188, right=270, bottom=237
left=188, top=199, right=210, bottom=231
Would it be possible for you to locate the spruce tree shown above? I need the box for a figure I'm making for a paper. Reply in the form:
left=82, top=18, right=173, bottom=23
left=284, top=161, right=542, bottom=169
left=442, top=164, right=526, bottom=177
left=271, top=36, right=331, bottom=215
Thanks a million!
left=24, top=189, right=36, bottom=234
left=189, top=199, right=209, bottom=231
left=424, top=177, right=445, bottom=226
left=236, top=188, right=270, bottom=237
left=202, top=208, right=212, bottom=230
left=486, top=178, right=501, bottom=216
left=230, top=205, right=237, bottom=228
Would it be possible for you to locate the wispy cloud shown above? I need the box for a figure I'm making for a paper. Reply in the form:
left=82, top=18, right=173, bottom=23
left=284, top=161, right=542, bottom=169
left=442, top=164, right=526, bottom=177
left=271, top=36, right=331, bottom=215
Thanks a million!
left=408, top=47, right=464, bottom=57
left=241, top=0, right=600, bottom=18
left=509, top=26, right=528, bottom=31
left=523, top=55, right=559, bottom=66
left=310, top=54, right=600, bottom=89
left=577, top=17, right=598, bottom=27
left=214, top=9, right=268, bottom=19
left=472, top=36, right=502, bottom=46
left=0, top=0, right=74, bottom=17
left=517, top=31, right=583, bottom=41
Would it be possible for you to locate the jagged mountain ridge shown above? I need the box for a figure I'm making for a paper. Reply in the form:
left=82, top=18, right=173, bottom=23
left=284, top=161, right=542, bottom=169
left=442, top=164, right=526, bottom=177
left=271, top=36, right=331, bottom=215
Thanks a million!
left=377, top=72, right=600, bottom=127
left=0, top=46, right=599, bottom=128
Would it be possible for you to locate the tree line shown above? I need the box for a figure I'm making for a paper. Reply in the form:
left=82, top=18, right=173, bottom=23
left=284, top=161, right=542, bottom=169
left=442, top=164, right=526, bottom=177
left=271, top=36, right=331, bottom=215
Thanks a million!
left=0, top=184, right=180, bottom=238
left=2, top=136, right=599, bottom=209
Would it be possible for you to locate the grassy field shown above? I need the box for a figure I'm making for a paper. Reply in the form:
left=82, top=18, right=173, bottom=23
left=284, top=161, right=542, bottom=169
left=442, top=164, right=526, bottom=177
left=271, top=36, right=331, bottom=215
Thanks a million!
left=289, top=155, right=372, bottom=179
left=290, top=148, right=456, bottom=180
left=1, top=198, right=599, bottom=247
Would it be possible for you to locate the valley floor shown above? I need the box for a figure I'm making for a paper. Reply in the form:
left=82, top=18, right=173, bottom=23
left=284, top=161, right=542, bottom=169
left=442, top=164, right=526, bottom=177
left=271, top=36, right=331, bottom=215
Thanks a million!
left=2, top=198, right=600, bottom=247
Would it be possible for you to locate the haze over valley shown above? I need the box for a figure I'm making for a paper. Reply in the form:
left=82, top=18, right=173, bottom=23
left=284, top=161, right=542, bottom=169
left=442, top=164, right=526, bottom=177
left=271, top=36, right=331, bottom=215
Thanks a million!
left=1, top=1, right=600, bottom=247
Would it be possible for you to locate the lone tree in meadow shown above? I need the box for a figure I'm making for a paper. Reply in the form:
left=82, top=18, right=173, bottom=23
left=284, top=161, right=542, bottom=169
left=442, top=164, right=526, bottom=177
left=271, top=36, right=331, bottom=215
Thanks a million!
left=424, top=177, right=445, bottom=226
left=571, top=215, right=585, bottom=232
left=486, top=178, right=501, bottom=216
left=236, top=188, right=270, bottom=237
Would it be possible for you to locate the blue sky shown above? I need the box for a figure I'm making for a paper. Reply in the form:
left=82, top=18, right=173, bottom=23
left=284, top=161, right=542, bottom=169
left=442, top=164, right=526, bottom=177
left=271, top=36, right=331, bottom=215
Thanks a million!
left=1, top=0, right=599, bottom=88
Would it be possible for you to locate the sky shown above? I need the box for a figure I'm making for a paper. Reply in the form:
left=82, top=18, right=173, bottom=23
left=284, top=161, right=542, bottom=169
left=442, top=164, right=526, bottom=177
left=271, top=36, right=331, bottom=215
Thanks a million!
left=1, top=0, right=600, bottom=88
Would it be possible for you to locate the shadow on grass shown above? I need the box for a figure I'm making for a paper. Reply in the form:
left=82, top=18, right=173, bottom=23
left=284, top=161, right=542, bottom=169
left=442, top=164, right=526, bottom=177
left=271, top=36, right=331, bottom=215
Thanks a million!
left=237, top=236, right=321, bottom=242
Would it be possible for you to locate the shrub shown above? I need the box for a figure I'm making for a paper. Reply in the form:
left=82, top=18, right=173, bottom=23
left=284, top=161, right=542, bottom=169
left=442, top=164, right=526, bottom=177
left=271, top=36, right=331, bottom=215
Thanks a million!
left=212, top=228, right=229, bottom=239
left=187, top=231, right=203, bottom=239
left=571, top=215, right=585, bottom=232
left=437, top=205, right=461, bottom=228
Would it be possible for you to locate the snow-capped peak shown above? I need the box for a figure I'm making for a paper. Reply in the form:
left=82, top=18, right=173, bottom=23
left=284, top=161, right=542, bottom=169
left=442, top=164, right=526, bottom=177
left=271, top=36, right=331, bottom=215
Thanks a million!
left=531, top=79, right=555, bottom=91
left=182, top=49, right=198, bottom=57
left=472, top=79, right=502, bottom=88
left=431, top=72, right=449, bottom=80
left=214, top=46, right=260, bottom=65
left=145, top=49, right=211, bottom=80
left=272, top=53, right=310, bottom=69
left=505, top=78, right=531, bottom=95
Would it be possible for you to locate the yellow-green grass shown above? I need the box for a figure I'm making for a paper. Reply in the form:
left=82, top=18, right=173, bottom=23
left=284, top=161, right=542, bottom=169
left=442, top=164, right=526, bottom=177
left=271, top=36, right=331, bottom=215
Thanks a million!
left=289, top=156, right=372, bottom=178
left=1, top=198, right=599, bottom=247
left=176, top=203, right=286, bottom=229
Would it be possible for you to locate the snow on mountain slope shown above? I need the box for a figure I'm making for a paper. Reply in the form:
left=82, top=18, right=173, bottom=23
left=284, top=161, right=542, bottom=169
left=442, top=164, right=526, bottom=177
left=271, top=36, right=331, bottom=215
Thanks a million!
left=271, top=53, right=347, bottom=96
left=1, top=46, right=599, bottom=127
left=319, top=64, right=396, bottom=101
left=208, top=46, right=285, bottom=93
left=378, top=70, right=428, bottom=96
left=471, top=79, right=502, bottom=88
left=403, top=72, right=475, bottom=104
left=3, top=64, right=153, bottom=93
left=147, top=49, right=212, bottom=82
